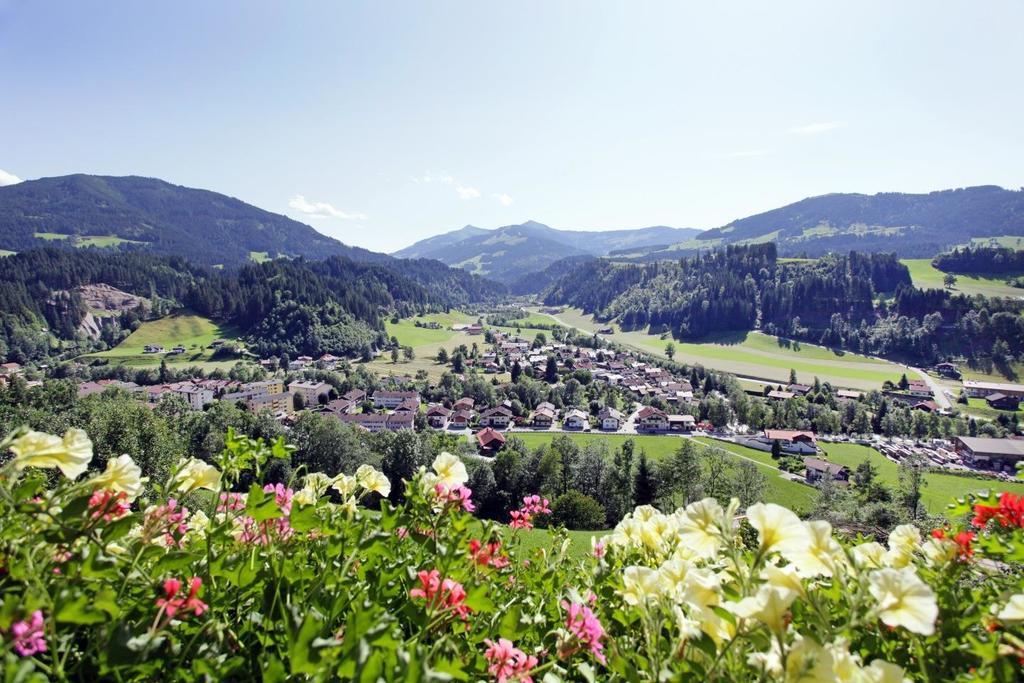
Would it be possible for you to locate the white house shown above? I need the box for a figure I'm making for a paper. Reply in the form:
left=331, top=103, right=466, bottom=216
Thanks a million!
left=598, top=406, right=623, bottom=431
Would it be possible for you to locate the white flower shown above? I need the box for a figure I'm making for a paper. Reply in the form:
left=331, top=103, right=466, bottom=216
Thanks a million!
left=355, top=464, right=391, bottom=497
left=783, top=520, right=844, bottom=577
left=10, top=428, right=93, bottom=480
left=997, top=593, right=1024, bottom=623
left=681, top=567, right=722, bottom=612
left=884, top=525, right=921, bottom=568
left=920, top=537, right=958, bottom=568
left=303, top=472, right=333, bottom=497
left=172, top=458, right=222, bottom=495
left=91, top=454, right=146, bottom=501
left=747, top=502, right=806, bottom=557
left=761, top=563, right=805, bottom=596
left=868, top=567, right=938, bottom=635
left=852, top=541, right=887, bottom=570
left=188, top=510, right=210, bottom=537
left=676, top=498, right=725, bottom=559
left=727, top=584, right=797, bottom=633
left=431, top=452, right=468, bottom=488
left=622, top=566, right=669, bottom=606
left=331, top=473, right=357, bottom=496
left=861, top=659, right=909, bottom=683
left=293, top=487, right=318, bottom=507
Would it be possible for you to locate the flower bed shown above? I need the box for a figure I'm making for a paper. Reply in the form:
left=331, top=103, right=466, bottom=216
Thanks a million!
left=0, top=426, right=1023, bottom=680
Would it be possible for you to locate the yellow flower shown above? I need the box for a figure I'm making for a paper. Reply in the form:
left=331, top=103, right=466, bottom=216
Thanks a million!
left=339, top=495, right=358, bottom=518
left=884, top=525, right=920, bottom=568
left=91, top=454, right=146, bottom=501
left=727, top=584, right=796, bottom=633
left=783, top=520, right=844, bottom=577
left=622, top=566, right=669, bottom=606
left=355, top=465, right=391, bottom=497
left=852, top=541, right=887, bottom=570
left=920, top=537, right=957, bottom=568
left=671, top=605, right=702, bottom=642
left=431, top=452, right=468, bottom=488
left=761, top=563, right=805, bottom=596
left=188, top=510, right=210, bottom=537
left=861, top=660, right=908, bottom=683
left=997, top=593, right=1024, bottom=623
left=172, top=458, right=222, bottom=494
left=677, top=498, right=725, bottom=560
left=293, top=487, right=318, bottom=507
left=681, top=567, right=722, bottom=612
left=783, top=635, right=835, bottom=683
left=331, top=473, right=357, bottom=496
left=10, top=428, right=93, bottom=480
left=304, top=472, right=333, bottom=497
left=868, top=567, right=938, bottom=635
left=746, top=502, right=806, bottom=556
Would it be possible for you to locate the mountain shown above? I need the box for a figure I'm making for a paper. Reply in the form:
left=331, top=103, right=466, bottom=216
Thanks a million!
left=0, top=174, right=392, bottom=267
left=393, top=220, right=702, bottom=283
left=636, top=186, right=1024, bottom=260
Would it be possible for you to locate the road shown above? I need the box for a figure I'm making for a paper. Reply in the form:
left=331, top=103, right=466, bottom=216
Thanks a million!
left=907, top=366, right=954, bottom=410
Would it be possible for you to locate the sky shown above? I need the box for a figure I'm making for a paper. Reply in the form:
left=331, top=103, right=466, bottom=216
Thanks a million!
left=1, top=1, right=1022, bottom=253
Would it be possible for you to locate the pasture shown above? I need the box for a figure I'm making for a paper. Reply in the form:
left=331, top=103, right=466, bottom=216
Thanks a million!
left=82, top=312, right=244, bottom=370
left=34, top=232, right=148, bottom=248
left=901, top=258, right=1023, bottom=300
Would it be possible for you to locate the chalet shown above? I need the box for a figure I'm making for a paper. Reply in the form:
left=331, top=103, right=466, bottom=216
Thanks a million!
left=963, top=380, right=1024, bottom=399
left=954, top=436, right=1024, bottom=469
left=913, top=400, right=940, bottom=413
left=479, top=405, right=513, bottom=429
left=598, top=406, right=623, bottom=431
left=636, top=406, right=668, bottom=432
left=290, top=380, right=332, bottom=407
left=985, top=393, right=1021, bottom=411
left=168, top=345, right=186, bottom=355
left=804, top=458, right=849, bottom=484
left=935, top=362, right=961, bottom=379
left=317, top=353, right=341, bottom=368
left=531, top=406, right=555, bottom=428
left=385, top=412, right=415, bottom=431
left=143, top=345, right=164, bottom=354
left=476, top=427, right=506, bottom=455
left=393, top=397, right=421, bottom=413
left=425, top=405, right=451, bottom=429
left=906, top=380, right=931, bottom=398
left=759, top=429, right=817, bottom=455
left=668, top=414, right=696, bottom=432
left=767, top=390, right=795, bottom=401
left=373, top=390, right=420, bottom=409
left=450, top=410, right=473, bottom=429
left=466, top=323, right=484, bottom=336
left=259, top=359, right=278, bottom=371
left=343, top=389, right=367, bottom=403
left=453, top=397, right=475, bottom=412
left=563, top=409, right=589, bottom=430
left=323, top=398, right=358, bottom=415
left=787, top=383, right=812, bottom=396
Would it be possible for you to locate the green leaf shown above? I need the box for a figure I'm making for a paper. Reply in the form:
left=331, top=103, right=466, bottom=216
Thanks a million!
left=289, top=503, right=319, bottom=532
left=246, top=483, right=282, bottom=521
left=288, top=612, right=324, bottom=675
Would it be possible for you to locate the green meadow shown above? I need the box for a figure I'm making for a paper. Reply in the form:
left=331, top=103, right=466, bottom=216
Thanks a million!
left=82, top=312, right=244, bottom=370
left=901, top=258, right=1023, bottom=299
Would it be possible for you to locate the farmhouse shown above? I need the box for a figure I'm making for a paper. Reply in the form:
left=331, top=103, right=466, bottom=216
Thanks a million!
left=143, top=345, right=164, bottom=354
left=290, top=380, right=332, bottom=406
left=563, top=409, right=589, bottom=430
left=906, top=379, right=931, bottom=397
left=636, top=406, right=668, bottom=432
left=954, top=436, right=1024, bottom=468
left=425, top=405, right=451, bottom=429
left=476, top=427, right=506, bottom=455
left=530, top=406, right=555, bottom=428
left=963, top=380, right=1024, bottom=399
left=450, top=410, right=472, bottom=429
left=479, top=406, right=513, bottom=429
left=668, top=414, right=696, bottom=432
left=804, top=458, right=849, bottom=484
left=935, top=362, right=961, bottom=379
left=758, top=429, right=817, bottom=455
left=597, top=406, right=623, bottom=431
left=373, top=390, right=420, bottom=409
left=985, top=393, right=1021, bottom=411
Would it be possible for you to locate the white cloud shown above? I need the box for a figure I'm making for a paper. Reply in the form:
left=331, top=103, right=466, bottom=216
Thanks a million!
left=455, top=184, right=480, bottom=200
left=0, top=168, right=22, bottom=186
left=788, top=121, right=845, bottom=135
left=725, top=149, right=771, bottom=158
left=492, top=193, right=514, bottom=206
left=288, top=194, right=367, bottom=220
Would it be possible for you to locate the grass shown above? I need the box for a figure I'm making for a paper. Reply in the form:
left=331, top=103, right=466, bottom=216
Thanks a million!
left=249, top=251, right=271, bottom=263
left=816, top=442, right=1024, bottom=516
left=35, top=232, right=70, bottom=240
left=34, top=232, right=148, bottom=248
left=510, top=432, right=817, bottom=513
left=81, top=312, right=244, bottom=370
left=517, top=528, right=598, bottom=561
left=364, top=312, right=489, bottom=381
left=902, top=258, right=1023, bottom=300
left=966, top=235, right=1024, bottom=250
left=958, top=397, right=1024, bottom=421
left=0, top=249, right=16, bottom=257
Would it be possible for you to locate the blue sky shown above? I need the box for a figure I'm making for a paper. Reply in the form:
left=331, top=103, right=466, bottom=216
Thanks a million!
left=1, top=1, right=1022, bottom=252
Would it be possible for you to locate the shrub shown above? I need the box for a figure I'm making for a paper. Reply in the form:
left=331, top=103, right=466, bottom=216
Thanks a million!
left=549, top=490, right=606, bottom=530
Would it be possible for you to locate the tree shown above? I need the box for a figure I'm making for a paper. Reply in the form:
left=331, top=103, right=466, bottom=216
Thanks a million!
left=510, top=360, right=522, bottom=384
left=633, top=452, right=657, bottom=506
left=293, top=392, right=305, bottom=411
left=603, top=440, right=635, bottom=525
left=657, top=441, right=703, bottom=507
left=549, top=490, right=606, bottom=530
left=770, top=439, right=782, bottom=459
left=731, top=461, right=767, bottom=508
left=943, top=273, right=957, bottom=289
left=665, top=341, right=675, bottom=360
left=451, top=353, right=465, bottom=373
left=898, top=373, right=909, bottom=390
left=390, top=347, right=400, bottom=364
left=403, top=346, right=415, bottom=362
left=436, top=348, right=448, bottom=364
left=789, top=368, right=798, bottom=385
left=544, top=356, right=558, bottom=384
left=897, top=453, right=927, bottom=517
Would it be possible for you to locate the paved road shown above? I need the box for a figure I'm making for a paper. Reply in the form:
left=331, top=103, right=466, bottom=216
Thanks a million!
left=907, top=366, right=953, bottom=410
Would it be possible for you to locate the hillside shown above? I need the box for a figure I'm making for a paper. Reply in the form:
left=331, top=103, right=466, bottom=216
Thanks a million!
left=393, top=220, right=701, bottom=283
left=637, top=185, right=1024, bottom=259
left=0, top=174, right=391, bottom=267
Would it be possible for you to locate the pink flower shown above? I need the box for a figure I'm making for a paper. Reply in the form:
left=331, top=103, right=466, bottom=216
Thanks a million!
left=88, top=489, right=130, bottom=522
left=409, top=569, right=471, bottom=621
left=217, top=492, right=246, bottom=512
left=469, top=539, right=511, bottom=569
left=156, top=577, right=208, bottom=620
left=143, top=498, right=189, bottom=546
left=236, top=484, right=295, bottom=545
left=9, top=610, right=46, bottom=657
left=484, top=637, right=539, bottom=682
left=561, top=601, right=607, bottom=665
left=592, top=541, right=606, bottom=558
left=508, top=494, right=551, bottom=529
left=435, top=483, right=476, bottom=513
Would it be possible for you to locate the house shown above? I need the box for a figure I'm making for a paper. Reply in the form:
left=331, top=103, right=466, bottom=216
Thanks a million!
left=453, top=397, right=475, bottom=412
left=767, top=390, right=795, bottom=401
left=760, top=429, right=817, bottom=455
left=246, top=392, right=293, bottom=415
left=317, top=353, right=341, bottom=369
left=426, top=405, right=451, bottom=429
left=479, top=406, right=513, bottom=429
left=339, top=413, right=388, bottom=433
left=143, top=345, right=164, bottom=354
left=836, top=389, right=863, bottom=402
left=787, top=383, right=812, bottom=396
left=243, top=379, right=285, bottom=396
left=913, top=400, right=940, bottom=413
left=476, top=427, right=506, bottom=455
left=906, top=380, right=931, bottom=398
left=466, top=323, right=484, bottom=335
left=935, top=362, right=961, bottom=379
left=668, top=414, right=696, bottom=432
left=385, top=412, right=415, bottom=431
left=530, top=406, right=555, bottom=428
left=323, top=398, right=358, bottom=415
left=963, top=380, right=1024, bottom=399
left=450, top=410, right=472, bottom=429
left=393, top=397, right=421, bottom=413
left=636, top=406, right=668, bottom=432
left=598, top=406, right=623, bottom=431
left=954, top=436, right=1024, bottom=469
left=804, top=458, right=849, bottom=484
left=372, top=390, right=420, bottom=409
left=985, top=393, right=1021, bottom=411
left=290, top=380, right=332, bottom=407
left=563, top=409, right=589, bottom=430
left=174, top=384, right=214, bottom=410
left=343, top=389, right=367, bottom=403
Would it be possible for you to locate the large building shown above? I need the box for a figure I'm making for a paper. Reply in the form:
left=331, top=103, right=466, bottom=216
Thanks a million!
left=290, top=380, right=332, bottom=406
left=372, top=390, right=420, bottom=410
left=963, top=380, right=1024, bottom=399
left=954, top=437, right=1024, bottom=468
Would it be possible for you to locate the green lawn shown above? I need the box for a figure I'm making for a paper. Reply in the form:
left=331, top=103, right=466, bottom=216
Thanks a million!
left=81, top=312, right=244, bottom=369
left=517, top=528, right=598, bottom=561
left=365, top=312, right=487, bottom=381
left=35, top=232, right=70, bottom=240
left=816, top=442, right=1024, bottom=515
left=966, top=235, right=1024, bottom=250
left=0, top=249, right=16, bottom=257
left=958, top=397, right=1024, bottom=421
left=902, top=258, right=1023, bottom=300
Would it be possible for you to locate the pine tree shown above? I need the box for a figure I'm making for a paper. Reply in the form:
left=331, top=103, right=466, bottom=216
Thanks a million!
left=511, top=360, right=522, bottom=384
left=633, top=452, right=657, bottom=506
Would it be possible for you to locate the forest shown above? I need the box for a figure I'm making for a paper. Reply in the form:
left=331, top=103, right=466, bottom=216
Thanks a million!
left=933, top=245, right=1024, bottom=274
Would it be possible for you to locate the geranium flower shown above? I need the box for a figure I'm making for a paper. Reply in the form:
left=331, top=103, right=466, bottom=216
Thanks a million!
left=868, top=567, right=938, bottom=635
left=88, top=489, right=130, bottom=521
left=483, top=638, right=538, bottom=683
left=91, top=454, right=146, bottom=501
left=171, top=458, right=222, bottom=495
left=156, top=577, right=208, bottom=620
left=469, top=539, right=510, bottom=568
left=561, top=601, right=607, bottom=665
left=431, top=452, right=468, bottom=488
left=409, top=569, right=471, bottom=621
left=972, top=492, right=1024, bottom=529
left=9, top=428, right=93, bottom=480
left=9, top=610, right=46, bottom=657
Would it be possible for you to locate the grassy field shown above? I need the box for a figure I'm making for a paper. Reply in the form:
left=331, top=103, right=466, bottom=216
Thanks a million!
left=902, top=258, right=1023, bottom=299
left=958, top=397, right=1024, bottom=421
left=364, top=312, right=501, bottom=381
left=34, top=232, right=148, bottom=248
left=517, top=528, right=598, bottom=561
left=816, top=442, right=1024, bottom=515
left=82, top=312, right=244, bottom=370
left=0, top=249, right=16, bottom=257
left=966, top=235, right=1024, bottom=250
left=510, top=432, right=817, bottom=513
left=530, top=307, right=904, bottom=391
left=249, top=251, right=271, bottom=263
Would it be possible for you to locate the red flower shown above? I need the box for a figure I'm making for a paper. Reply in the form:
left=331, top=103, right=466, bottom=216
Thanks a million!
left=88, top=490, right=130, bottom=522
left=484, top=637, right=539, bottom=682
left=156, top=577, right=208, bottom=620
left=972, top=492, right=1024, bottom=529
left=560, top=600, right=607, bottom=665
left=409, top=569, right=471, bottom=621
left=469, top=539, right=511, bottom=569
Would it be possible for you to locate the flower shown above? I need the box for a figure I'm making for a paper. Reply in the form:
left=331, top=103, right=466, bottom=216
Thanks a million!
left=562, top=601, right=607, bottom=665
left=851, top=541, right=887, bottom=570
left=727, top=584, right=797, bottom=633
left=782, top=520, right=844, bottom=577
left=508, top=495, right=551, bottom=529
left=156, top=577, right=208, bottom=620
left=972, top=492, right=1024, bottom=529
left=997, top=593, right=1024, bottom=623
left=88, top=489, right=130, bottom=521
left=355, top=464, right=391, bottom=497
left=746, top=502, right=806, bottom=557
left=484, top=638, right=538, bottom=683
left=622, top=566, right=669, bottom=606
left=867, top=567, right=938, bottom=635
left=884, top=525, right=920, bottom=568
left=435, top=483, right=475, bottom=512
left=331, top=473, right=357, bottom=496
left=9, top=428, right=93, bottom=480
left=142, top=498, right=190, bottom=546
left=409, top=569, right=470, bottom=621
left=91, top=454, right=146, bottom=501
left=676, top=498, right=725, bottom=559
left=293, top=487, right=318, bottom=507
left=469, top=539, right=510, bottom=568
left=9, top=610, right=46, bottom=657
left=171, top=458, right=222, bottom=495
left=431, top=452, right=468, bottom=488
left=861, top=659, right=908, bottom=683
left=303, top=472, right=333, bottom=497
